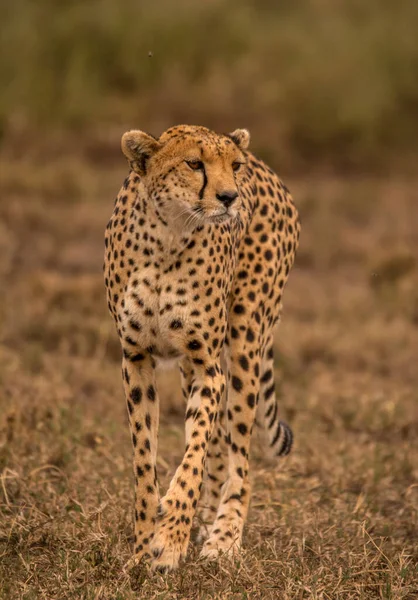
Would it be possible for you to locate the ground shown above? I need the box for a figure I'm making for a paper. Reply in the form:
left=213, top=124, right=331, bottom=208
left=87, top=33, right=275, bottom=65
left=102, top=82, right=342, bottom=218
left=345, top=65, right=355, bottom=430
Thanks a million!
left=0, top=146, right=417, bottom=599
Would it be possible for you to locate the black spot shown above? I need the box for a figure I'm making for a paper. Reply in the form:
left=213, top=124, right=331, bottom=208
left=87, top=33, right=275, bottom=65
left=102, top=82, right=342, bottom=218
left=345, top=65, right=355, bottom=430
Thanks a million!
left=147, top=385, right=156, bottom=402
left=130, top=387, right=142, bottom=405
left=247, top=393, right=256, bottom=408
left=170, top=319, right=183, bottom=329
left=238, top=355, right=249, bottom=371
left=145, top=413, right=151, bottom=430
left=265, top=383, right=275, bottom=400
left=129, top=319, right=141, bottom=331
left=229, top=493, right=242, bottom=502
left=261, top=369, right=273, bottom=383
left=188, top=340, right=202, bottom=351
left=232, top=376, right=243, bottom=392
left=237, top=423, right=248, bottom=435
left=233, top=304, right=245, bottom=315
left=246, top=328, right=255, bottom=342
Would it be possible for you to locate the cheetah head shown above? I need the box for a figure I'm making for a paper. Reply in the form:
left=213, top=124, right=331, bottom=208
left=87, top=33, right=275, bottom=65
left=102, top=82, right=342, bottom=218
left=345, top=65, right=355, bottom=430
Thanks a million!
left=121, top=125, right=250, bottom=229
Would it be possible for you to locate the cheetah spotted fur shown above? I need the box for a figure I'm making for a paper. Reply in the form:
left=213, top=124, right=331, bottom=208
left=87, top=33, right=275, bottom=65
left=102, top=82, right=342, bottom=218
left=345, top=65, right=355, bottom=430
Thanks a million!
left=104, top=125, right=300, bottom=570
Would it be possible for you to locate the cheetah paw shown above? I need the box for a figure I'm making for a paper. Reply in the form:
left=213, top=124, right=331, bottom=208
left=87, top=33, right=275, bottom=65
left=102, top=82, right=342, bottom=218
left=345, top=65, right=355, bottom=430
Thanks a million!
left=199, top=532, right=241, bottom=561
left=149, top=527, right=189, bottom=571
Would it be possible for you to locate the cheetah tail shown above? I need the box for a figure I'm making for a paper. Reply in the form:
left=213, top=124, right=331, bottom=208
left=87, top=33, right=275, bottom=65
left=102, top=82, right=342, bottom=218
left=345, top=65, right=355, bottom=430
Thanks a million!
left=265, top=416, right=293, bottom=458
left=256, top=391, right=294, bottom=459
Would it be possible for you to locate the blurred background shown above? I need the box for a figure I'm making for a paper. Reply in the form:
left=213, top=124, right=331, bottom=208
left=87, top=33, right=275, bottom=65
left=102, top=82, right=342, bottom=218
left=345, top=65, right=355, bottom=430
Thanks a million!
left=1, top=0, right=418, bottom=170
left=1, top=1, right=417, bottom=597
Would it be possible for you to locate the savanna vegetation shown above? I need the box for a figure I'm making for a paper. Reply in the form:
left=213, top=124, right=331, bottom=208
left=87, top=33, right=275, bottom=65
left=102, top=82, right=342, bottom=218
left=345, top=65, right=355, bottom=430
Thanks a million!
left=0, top=1, right=417, bottom=598
left=1, top=0, right=418, bottom=170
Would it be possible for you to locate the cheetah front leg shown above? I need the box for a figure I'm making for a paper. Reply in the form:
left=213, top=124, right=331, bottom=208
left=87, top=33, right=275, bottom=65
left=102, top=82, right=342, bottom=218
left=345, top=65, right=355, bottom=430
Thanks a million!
left=122, top=353, right=160, bottom=565
left=149, top=361, right=225, bottom=571
left=180, top=359, right=228, bottom=544
left=201, top=320, right=260, bottom=561
left=194, top=405, right=228, bottom=543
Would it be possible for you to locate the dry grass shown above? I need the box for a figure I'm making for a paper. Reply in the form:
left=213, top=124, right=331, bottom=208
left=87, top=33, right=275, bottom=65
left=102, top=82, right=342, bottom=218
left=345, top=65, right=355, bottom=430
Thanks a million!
left=0, top=147, right=417, bottom=599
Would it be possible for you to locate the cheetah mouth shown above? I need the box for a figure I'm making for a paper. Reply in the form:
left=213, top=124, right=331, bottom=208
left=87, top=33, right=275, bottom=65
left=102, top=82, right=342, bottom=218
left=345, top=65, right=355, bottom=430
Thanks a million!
left=208, top=210, right=234, bottom=224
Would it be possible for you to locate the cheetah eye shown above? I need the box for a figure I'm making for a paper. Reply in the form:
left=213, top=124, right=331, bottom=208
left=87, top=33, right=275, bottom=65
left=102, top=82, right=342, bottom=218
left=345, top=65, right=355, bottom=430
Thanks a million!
left=232, top=161, right=243, bottom=172
left=186, top=160, right=204, bottom=171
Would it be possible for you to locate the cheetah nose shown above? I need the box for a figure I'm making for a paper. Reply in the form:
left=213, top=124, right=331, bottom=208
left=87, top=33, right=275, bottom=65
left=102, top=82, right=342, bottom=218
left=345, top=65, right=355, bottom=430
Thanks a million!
left=216, top=190, right=238, bottom=208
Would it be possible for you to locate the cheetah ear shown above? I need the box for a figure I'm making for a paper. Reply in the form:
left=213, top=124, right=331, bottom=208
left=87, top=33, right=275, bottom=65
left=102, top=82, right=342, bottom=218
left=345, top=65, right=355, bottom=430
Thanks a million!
left=121, top=130, right=162, bottom=175
left=229, top=128, right=250, bottom=151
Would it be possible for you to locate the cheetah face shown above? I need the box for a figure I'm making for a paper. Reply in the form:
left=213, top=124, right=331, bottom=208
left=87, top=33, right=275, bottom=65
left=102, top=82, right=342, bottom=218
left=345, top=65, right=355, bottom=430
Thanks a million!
left=121, top=125, right=250, bottom=230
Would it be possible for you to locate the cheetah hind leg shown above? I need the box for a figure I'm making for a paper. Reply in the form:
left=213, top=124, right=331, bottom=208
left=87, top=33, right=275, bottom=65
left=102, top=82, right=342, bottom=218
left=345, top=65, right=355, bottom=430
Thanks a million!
left=199, top=336, right=293, bottom=563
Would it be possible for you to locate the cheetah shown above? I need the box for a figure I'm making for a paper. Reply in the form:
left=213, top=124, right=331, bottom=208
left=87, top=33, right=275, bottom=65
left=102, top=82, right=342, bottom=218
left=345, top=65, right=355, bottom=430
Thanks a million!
left=104, top=125, right=300, bottom=570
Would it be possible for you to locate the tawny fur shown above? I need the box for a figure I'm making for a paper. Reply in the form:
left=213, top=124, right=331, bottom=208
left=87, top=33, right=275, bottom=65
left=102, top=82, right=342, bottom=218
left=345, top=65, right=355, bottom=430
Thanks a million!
left=104, top=125, right=300, bottom=570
